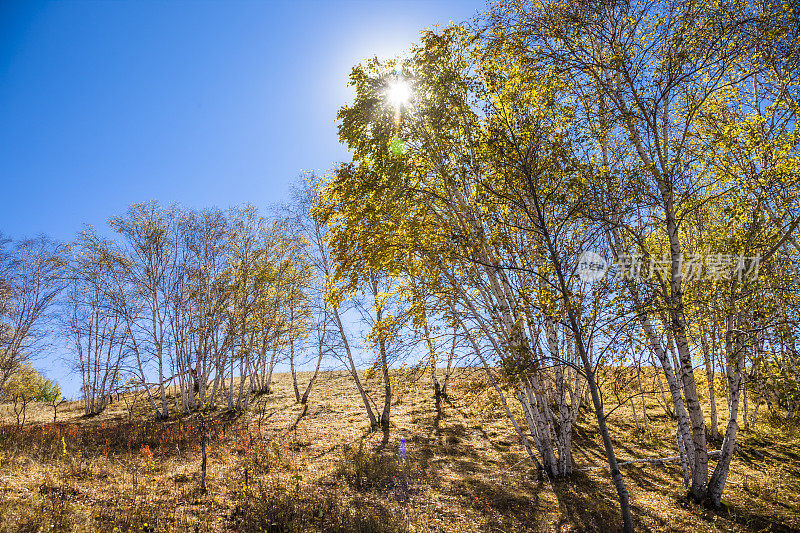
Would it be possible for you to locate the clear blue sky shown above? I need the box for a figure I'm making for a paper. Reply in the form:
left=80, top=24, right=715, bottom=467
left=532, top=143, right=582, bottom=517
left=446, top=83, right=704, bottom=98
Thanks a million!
left=0, top=0, right=485, bottom=242
left=0, top=0, right=486, bottom=396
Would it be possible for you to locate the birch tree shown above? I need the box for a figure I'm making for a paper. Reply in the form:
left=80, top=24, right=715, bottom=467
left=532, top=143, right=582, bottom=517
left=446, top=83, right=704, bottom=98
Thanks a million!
left=110, top=201, right=181, bottom=419
left=69, top=228, right=127, bottom=415
left=0, top=234, right=67, bottom=393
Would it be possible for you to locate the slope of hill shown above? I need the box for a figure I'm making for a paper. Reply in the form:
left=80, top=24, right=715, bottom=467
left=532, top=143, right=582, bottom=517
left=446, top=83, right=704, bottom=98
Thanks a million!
left=0, top=369, right=797, bottom=532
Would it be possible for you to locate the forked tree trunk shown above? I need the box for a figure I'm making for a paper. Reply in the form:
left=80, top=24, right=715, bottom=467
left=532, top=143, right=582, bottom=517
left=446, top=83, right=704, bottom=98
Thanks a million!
left=742, top=380, right=749, bottom=432
left=300, top=325, right=325, bottom=405
left=379, top=335, right=391, bottom=431
left=637, top=363, right=648, bottom=431
left=700, top=327, right=719, bottom=440
left=705, top=324, right=746, bottom=507
left=370, top=277, right=392, bottom=432
left=421, top=312, right=443, bottom=417
left=333, top=304, right=378, bottom=429
left=442, top=331, right=456, bottom=398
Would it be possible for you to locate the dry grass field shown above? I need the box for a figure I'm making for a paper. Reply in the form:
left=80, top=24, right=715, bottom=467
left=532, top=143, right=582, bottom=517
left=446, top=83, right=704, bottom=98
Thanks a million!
left=0, top=368, right=798, bottom=532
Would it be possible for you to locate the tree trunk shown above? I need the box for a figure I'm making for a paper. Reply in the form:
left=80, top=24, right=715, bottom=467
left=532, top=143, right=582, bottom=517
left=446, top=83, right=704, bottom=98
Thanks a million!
left=705, top=326, right=745, bottom=507
left=586, top=369, right=634, bottom=533
left=371, top=277, right=391, bottom=431
left=700, top=327, right=719, bottom=440
left=300, top=326, right=325, bottom=405
left=379, top=337, right=391, bottom=431
left=637, top=363, right=648, bottom=431
left=333, top=304, right=378, bottom=428
left=290, top=338, right=301, bottom=403
left=421, top=313, right=442, bottom=418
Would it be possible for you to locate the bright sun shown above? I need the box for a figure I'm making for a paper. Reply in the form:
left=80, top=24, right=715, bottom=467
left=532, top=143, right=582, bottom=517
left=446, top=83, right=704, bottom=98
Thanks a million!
left=386, top=79, right=410, bottom=108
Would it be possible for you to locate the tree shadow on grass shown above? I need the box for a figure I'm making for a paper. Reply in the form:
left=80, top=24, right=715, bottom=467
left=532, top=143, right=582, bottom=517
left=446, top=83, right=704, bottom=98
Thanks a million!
left=451, top=475, right=546, bottom=531
left=615, top=459, right=797, bottom=532
left=622, top=462, right=681, bottom=495
left=420, top=428, right=552, bottom=531
left=549, top=471, right=632, bottom=532
left=682, top=497, right=798, bottom=533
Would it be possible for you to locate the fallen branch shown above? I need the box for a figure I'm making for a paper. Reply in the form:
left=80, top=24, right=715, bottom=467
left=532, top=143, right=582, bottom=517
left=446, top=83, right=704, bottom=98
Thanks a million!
left=580, top=450, right=722, bottom=471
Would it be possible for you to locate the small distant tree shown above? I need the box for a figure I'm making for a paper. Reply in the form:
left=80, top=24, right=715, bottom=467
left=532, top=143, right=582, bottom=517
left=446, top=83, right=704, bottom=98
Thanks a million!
left=1, top=364, right=52, bottom=427
left=35, top=378, right=64, bottom=422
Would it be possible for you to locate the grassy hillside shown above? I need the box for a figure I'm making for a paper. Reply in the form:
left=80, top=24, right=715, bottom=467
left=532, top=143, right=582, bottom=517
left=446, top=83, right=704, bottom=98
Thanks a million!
left=0, top=369, right=797, bottom=532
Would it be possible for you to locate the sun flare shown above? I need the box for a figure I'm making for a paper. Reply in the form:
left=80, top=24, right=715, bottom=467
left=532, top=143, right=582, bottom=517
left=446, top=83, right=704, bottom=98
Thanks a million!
left=386, top=79, right=410, bottom=108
